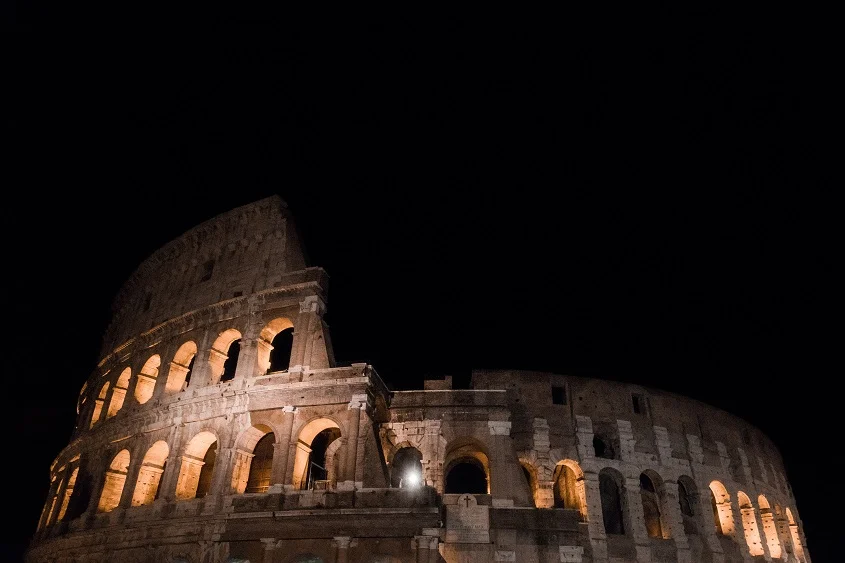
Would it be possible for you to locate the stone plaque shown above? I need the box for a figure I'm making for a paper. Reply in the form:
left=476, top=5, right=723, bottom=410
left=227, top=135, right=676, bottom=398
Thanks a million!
left=445, top=494, right=490, bottom=543
left=559, top=545, right=584, bottom=562
left=495, top=550, right=516, bottom=561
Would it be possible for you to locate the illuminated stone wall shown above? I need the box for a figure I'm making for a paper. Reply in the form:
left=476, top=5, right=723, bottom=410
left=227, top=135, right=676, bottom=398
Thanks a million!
left=29, top=198, right=811, bottom=563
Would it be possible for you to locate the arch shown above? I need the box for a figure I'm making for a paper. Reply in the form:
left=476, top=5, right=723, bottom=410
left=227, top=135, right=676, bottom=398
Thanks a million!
left=134, top=354, right=161, bottom=404
left=90, top=382, right=110, bottom=427
left=445, top=458, right=487, bottom=494
left=709, top=480, right=735, bottom=535
left=57, top=467, right=79, bottom=521
left=106, top=367, right=131, bottom=418
left=258, top=317, right=295, bottom=374
left=209, top=328, right=242, bottom=384
left=640, top=470, right=669, bottom=539
left=231, top=424, right=275, bottom=494
left=677, top=475, right=701, bottom=536
left=444, top=438, right=490, bottom=495
left=390, top=446, right=423, bottom=488
left=737, top=491, right=764, bottom=556
left=599, top=468, right=625, bottom=535
left=757, top=494, right=781, bottom=558
left=166, top=341, right=198, bottom=393
left=785, top=508, right=806, bottom=562
left=175, top=431, right=218, bottom=500
left=553, top=459, right=587, bottom=520
left=292, top=418, right=342, bottom=490
left=97, top=449, right=130, bottom=512
left=131, top=441, right=169, bottom=506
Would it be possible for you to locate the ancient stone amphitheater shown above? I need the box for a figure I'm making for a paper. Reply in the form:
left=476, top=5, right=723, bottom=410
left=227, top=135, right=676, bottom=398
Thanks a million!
left=29, top=197, right=811, bottom=563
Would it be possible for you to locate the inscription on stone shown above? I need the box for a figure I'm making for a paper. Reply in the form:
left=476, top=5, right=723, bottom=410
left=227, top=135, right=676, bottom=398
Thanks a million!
left=445, top=494, right=490, bottom=544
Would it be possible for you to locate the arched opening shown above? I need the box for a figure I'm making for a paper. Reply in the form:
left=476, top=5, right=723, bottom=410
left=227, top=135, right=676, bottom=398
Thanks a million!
left=640, top=471, right=669, bottom=539
left=709, top=480, right=735, bottom=536
left=175, top=431, right=218, bottom=500
left=132, top=441, right=169, bottom=506
left=785, top=508, right=806, bottom=562
left=269, top=328, right=294, bottom=372
left=209, top=329, right=242, bottom=384
left=553, top=460, right=587, bottom=519
left=220, top=339, right=241, bottom=382
left=443, top=438, right=490, bottom=495
left=245, top=432, right=275, bottom=493
left=391, top=446, right=423, bottom=488
left=677, top=476, right=700, bottom=536
left=292, top=418, right=342, bottom=490
left=57, top=467, right=78, bottom=521
left=737, top=491, right=764, bottom=556
left=599, top=468, right=625, bottom=535
left=166, top=341, right=197, bottom=393
left=134, top=355, right=161, bottom=404
left=757, top=495, right=781, bottom=558
left=97, top=449, right=130, bottom=513
left=258, top=317, right=295, bottom=374
left=445, top=458, right=488, bottom=494
left=90, top=382, right=109, bottom=428
left=106, top=368, right=131, bottom=418
left=593, top=435, right=614, bottom=459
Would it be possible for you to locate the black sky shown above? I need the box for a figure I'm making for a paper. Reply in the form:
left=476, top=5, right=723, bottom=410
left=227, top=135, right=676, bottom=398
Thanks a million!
left=9, top=23, right=833, bottom=561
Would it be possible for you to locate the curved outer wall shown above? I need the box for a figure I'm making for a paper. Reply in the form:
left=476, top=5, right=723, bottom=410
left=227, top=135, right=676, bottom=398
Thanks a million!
left=29, top=197, right=811, bottom=563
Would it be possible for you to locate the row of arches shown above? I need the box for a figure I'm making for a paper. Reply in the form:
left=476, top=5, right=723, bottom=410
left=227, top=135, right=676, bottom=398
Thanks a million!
left=593, top=469, right=805, bottom=561
left=87, top=319, right=295, bottom=428
left=41, top=417, right=348, bottom=529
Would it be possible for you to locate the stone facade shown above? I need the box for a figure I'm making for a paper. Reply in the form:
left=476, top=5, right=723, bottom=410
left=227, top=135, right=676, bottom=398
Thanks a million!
left=29, top=197, right=812, bottom=563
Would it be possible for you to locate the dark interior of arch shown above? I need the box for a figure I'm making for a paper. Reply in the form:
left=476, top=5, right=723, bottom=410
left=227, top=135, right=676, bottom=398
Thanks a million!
left=269, top=327, right=294, bottom=372
left=678, top=479, right=698, bottom=535
left=391, top=447, right=423, bottom=488
left=304, top=428, right=340, bottom=489
left=593, top=435, right=614, bottom=459
left=184, top=355, right=196, bottom=387
left=245, top=432, right=276, bottom=493
left=445, top=458, right=487, bottom=494
left=599, top=472, right=624, bottom=535
left=639, top=473, right=663, bottom=538
left=195, top=441, right=218, bottom=497
left=221, top=340, right=241, bottom=382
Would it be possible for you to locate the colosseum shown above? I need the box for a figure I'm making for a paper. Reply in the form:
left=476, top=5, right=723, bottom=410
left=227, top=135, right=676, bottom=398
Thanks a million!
left=29, top=196, right=811, bottom=563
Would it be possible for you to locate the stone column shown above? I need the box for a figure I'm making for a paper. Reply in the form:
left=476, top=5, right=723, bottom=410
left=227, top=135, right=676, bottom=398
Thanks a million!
left=661, top=480, right=691, bottom=562
left=118, top=450, right=144, bottom=510
left=623, top=476, right=651, bottom=562
left=414, top=535, right=430, bottom=563
left=695, top=484, right=725, bottom=562
left=157, top=425, right=184, bottom=501
left=334, top=536, right=352, bottom=563
left=583, top=470, right=608, bottom=563
left=340, top=394, right=367, bottom=489
left=488, top=420, right=523, bottom=506
left=187, top=331, right=215, bottom=388
left=208, top=445, right=236, bottom=498
left=290, top=296, right=330, bottom=371
left=234, top=325, right=261, bottom=380
left=533, top=418, right=554, bottom=508
left=427, top=536, right=440, bottom=563
left=270, top=406, right=297, bottom=490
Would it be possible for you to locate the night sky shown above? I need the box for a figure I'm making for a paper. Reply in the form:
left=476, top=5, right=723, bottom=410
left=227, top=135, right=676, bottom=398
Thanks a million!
left=10, top=25, right=832, bottom=561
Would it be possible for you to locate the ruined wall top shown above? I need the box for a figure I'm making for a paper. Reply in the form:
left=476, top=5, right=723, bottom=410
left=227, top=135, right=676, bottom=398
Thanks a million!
left=100, top=196, right=307, bottom=357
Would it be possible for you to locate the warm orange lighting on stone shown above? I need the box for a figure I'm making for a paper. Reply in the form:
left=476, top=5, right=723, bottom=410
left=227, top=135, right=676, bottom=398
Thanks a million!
left=134, top=355, right=161, bottom=405
left=97, top=450, right=130, bottom=513
left=165, top=341, right=197, bottom=393
left=106, top=368, right=131, bottom=418
left=131, top=441, right=169, bottom=506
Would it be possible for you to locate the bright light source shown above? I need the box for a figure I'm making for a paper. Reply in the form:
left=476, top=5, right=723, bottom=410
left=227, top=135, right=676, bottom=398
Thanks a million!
left=404, top=470, right=421, bottom=487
